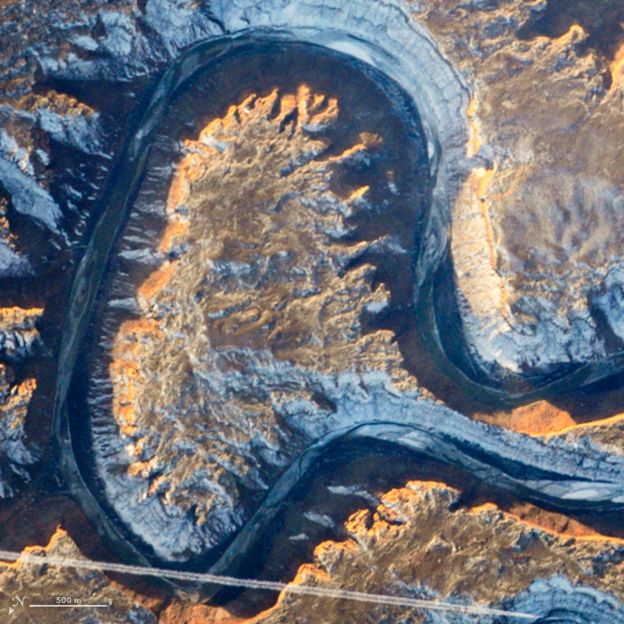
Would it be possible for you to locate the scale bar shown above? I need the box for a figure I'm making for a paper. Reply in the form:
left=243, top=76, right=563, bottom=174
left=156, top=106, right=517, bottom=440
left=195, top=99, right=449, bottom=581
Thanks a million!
left=29, top=604, right=110, bottom=608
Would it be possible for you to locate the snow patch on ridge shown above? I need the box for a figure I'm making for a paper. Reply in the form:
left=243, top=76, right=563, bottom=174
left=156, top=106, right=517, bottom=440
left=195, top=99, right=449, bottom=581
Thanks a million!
left=0, top=157, right=62, bottom=233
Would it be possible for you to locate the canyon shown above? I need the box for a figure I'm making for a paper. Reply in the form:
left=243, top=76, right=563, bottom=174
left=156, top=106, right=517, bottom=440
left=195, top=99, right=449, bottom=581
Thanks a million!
left=1, top=1, right=624, bottom=623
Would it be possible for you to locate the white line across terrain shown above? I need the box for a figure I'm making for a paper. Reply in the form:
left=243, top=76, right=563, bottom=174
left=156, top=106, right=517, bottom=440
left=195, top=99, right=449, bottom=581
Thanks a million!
left=0, top=548, right=537, bottom=620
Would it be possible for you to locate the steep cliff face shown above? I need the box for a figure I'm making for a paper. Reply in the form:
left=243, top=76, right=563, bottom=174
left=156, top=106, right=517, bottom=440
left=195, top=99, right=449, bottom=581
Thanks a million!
left=5, top=482, right=624, bottom=623
left=82, top=46, right=437, bottom=560
left=415, top=0, right=624, bottom=395
left=0, top=308, right=41, bottom=499
left=245, top=482, right=624, bottom=624
left=1, top=1, right=624, bottom=623
left=0, top=364, right=36, bottom=499
left=0, top=528, right=158, bottom=624
left=0, top=1, right=622, bottom=400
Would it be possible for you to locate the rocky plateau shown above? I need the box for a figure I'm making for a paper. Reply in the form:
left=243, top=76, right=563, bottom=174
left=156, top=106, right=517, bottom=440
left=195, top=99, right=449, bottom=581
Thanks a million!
left=1, top=1, right=624, bottom=623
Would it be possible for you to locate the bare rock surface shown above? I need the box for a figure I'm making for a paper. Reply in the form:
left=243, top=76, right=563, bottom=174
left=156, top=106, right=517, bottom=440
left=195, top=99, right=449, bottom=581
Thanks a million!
left=0, top=0, right=623, bottom=398
left=1, top=1, right=624, bottom=623
left=0, top=363, right=36, bottom=499
left=86, top=62, right=430, bottom=560
left=0, top=308, right=42, bottom=499
left=415, top=0, right=624, bottom=393
left=0, top=528, right=157, bottom=624
left=240, top=482, right=624, bottom=624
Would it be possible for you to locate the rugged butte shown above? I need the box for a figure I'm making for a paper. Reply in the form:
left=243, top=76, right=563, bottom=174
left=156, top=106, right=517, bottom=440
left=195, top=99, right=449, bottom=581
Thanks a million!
left=4, top=481, right=624, bottom=622
left=0, top=0, right=624, bottom=622
left=415, top=0, right=624, bottom=400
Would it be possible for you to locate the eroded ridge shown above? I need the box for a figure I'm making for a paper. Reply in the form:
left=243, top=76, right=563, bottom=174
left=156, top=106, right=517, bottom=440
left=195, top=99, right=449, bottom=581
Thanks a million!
left=244, top=483, right=624, bottom=624
left=419, top=0, right=624, bottom=400
left=82, top=72, right=624, bottom=566
left=88, top=80, right=428, bottom=561
left=0, top=306, right=42, bottom=499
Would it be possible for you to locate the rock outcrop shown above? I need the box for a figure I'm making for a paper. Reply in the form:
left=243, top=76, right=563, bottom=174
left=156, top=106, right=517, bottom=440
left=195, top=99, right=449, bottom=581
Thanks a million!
left=415, top=0, right=624, bottom=396
left=1, top=2, right=624, bottom=624
left=0, top=528, right=157, bottom=624
left=0, top=308, right=42, bottom=498
left=241, top=482, right=624, bottom=624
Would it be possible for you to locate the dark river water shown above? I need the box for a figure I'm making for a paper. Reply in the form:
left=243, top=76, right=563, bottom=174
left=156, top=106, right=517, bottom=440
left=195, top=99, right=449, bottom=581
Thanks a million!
left=47, top=31, right=624, bottom=617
